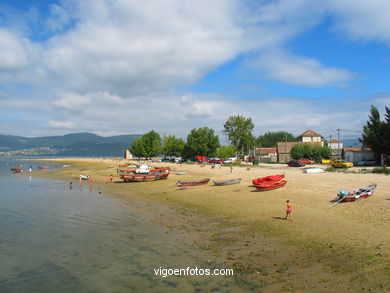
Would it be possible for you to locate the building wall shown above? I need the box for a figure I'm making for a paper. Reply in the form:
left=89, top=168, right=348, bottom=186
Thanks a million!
left=345, top=151, right=375, bottom=164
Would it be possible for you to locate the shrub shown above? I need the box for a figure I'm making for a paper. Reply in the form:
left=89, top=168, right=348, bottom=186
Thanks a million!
left=372, top=167, right=390, bottom=175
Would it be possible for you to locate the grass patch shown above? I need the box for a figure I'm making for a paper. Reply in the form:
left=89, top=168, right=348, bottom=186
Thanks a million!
left=372, top=167, right=390, bottom=175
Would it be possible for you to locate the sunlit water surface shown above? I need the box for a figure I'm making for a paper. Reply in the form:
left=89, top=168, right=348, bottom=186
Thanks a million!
left=0, top=159, right=252, bottom=293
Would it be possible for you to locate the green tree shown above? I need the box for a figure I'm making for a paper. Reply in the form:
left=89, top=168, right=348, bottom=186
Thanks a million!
left=290, top=144, right=331, bottom=162
left=142, top=130, right=162, bottom=159
left=184, top=127, right=220, bottom=158
left=129, top=137, right=146, bottom=159
left=129, top=130, right=161, bottom=159
left=223, top=115, right=255, bottom=155
left=162, top=135, right=185, bottom=158
left=360, top=106, right=387, bottom=162
left=256, top=131, right=296, bottom=147
left=216, top=145, right=236, bottom=159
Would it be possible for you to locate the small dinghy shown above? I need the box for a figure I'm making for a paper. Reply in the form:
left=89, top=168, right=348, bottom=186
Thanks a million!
left=177, top=178, right=210, bottom=187
left=213, top=178, right=242, bottom=186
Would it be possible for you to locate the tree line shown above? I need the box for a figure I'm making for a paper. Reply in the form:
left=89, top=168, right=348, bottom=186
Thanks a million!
left=129, top=115, right=297, bottom=159
left=129, top=107, right=388, bottom=161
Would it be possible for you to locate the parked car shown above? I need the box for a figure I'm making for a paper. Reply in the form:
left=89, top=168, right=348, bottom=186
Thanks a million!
left=331, top=160, right=354, bottom=168
left=299, top=158, right=313, bottom=164
left=321, top=159, right=331, bottom=164
left=287, top=160, right=306, bottom=167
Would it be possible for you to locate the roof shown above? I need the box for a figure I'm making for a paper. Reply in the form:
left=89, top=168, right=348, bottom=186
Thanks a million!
left=344, top=147, right=372, bottom=152
left=255, top=147, right=277, bottom=154
left=297, top=129, right=321, bottom=138
left=329, top=139, right=340, bottom=143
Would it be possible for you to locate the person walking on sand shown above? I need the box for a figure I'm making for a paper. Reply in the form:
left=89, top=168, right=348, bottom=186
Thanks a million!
left=285, top=200, right=293, bottom=221
left=230, top=166, right=233, bottom=173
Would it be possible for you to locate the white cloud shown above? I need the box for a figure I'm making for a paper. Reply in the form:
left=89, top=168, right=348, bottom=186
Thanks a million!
left=328, top=0, right=390, bottom=44
left=0, top=29, right=29, bottom=71
left=255, top=50, right=355, bottom=86
left=47, top=120, right=76, bottom=129
left=1, top=0, right=390, bottom=138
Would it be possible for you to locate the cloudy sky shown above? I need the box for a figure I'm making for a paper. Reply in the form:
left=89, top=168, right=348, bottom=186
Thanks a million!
left=1, top=0, right=390, bottom=141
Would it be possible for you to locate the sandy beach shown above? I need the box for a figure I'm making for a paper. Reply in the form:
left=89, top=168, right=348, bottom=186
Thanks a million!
left=34, top=158, right=390, bottom=292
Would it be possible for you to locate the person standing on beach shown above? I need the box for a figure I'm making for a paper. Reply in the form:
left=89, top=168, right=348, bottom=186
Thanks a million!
left=230, top=166, right=233, bottom=173
left=285, top=200, right=293, bottom=221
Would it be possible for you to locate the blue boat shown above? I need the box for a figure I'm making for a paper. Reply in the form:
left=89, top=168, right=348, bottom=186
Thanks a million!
left=175, top=171, right=187, bottom=175
left=213, top=178, right=242, bottom=186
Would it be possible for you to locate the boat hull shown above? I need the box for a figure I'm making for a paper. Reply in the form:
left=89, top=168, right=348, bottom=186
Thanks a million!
left=255, top=180, right=287, bottom=191
left=333, top=184, right=376, bottom=202
left=252, top=175, right=284, bottom=185
left=213, top=178, right=242, bottom=186
left=177, top=178, right=210, bottom=187
left=120, top=170, right=170, bottom=182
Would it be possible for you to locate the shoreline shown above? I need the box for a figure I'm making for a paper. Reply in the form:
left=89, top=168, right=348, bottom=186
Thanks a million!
left=32, top=157, right=390, bottom=292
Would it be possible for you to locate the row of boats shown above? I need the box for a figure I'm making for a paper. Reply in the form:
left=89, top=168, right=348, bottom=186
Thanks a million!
left=118, top=164, right=377, bottom=202
left=118, top=164, right=288, bottom=191
left=10, top=166, right=49, bottom=173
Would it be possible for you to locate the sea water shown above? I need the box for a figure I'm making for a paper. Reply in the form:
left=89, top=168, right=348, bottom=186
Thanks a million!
left=0, top=158, right=252, bottom=293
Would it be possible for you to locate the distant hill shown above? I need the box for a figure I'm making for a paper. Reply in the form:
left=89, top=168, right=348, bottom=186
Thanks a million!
left=0, top=132, right=141, bottom=157
left=342, top=138, right=362, bottom=147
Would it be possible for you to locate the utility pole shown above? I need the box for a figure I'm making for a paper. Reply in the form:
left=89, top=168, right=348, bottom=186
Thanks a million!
left=336, top=129, right=341, bottom=159
left=329, top=134, right=332, bottom=157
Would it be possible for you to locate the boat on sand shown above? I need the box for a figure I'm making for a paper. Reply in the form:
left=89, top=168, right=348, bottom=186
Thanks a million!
left=213, top=178, right=242, bottom=186
left=177, top=178, right=210, bottom=187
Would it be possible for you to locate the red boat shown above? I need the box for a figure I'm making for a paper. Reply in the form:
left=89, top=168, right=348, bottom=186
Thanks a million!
left=38, top=166, right=49, bottom=169
left=252, top=174, right=284, bottom=185
left=118, top=165, right=170, bottom=182
left=10, top=168, right=23, bottom=173
left=177, top=178, right=210, bottom=187
left=252, top=174, right=286, bottom=191
left=332, top=184, right=377, bottom=203
left=255, top=180, right=287, bottom=191
left=120, top=172, right=169, bottom=182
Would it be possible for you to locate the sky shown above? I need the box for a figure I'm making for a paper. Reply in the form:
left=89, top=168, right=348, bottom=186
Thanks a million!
left=1, top=0, right=390, bottom=142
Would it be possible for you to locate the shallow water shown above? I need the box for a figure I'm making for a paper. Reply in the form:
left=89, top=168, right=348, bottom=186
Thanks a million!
left=0, top=159, right=252, bottom=293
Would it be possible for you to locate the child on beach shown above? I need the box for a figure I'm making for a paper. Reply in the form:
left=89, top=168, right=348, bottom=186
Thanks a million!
left=285, top=200, right=293, bottom=221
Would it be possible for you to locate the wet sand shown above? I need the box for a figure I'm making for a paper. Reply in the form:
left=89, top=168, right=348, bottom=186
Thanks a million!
left=34, top=158, right=390, bottom=292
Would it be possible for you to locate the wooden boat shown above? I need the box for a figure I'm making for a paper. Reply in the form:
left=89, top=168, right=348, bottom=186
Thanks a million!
left=118, top=165, right=170, bottom=182
left=10, top=168, right=23, bottom=173
left=175, top=171, right=187, bottom=175
left=120, top=172, right=169, bottom=182
left=177, top=178, right=210, bottom=187
left=213, top=178, right=242, bottom=186
left=255, top=180, right=287, bottom=191
left=252, top=175, right=284, bottom=186
left=332, top=184, right=377, bottom=203
left=38, top=166, right=49, bottom=169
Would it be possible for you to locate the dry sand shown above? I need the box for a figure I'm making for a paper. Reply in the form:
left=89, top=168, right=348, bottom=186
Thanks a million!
left=34, top=158, right=390, bottom=292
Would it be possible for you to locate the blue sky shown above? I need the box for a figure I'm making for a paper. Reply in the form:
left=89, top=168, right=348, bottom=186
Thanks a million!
left=1, top=0, right=390, bottom=143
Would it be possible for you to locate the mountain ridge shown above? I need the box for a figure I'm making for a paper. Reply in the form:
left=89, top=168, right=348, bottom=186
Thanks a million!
left=0, top=132, right=141, bottom=156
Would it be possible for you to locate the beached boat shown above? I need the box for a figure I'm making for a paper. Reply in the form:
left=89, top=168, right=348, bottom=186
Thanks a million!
left=10, top=168, right=23, bottom=173
left=332, top=184, right=377, bottom=203
left=175, top=171, right=187, bottom=175
left=118, top=164, right=170, bottom=182
left=255, top=180, right=287, bottom=191
left=79, top=175, right=90, bottom=180
left=177, top=178, right=210, bottom=187
left=38, top=166, right=49, bottom=169
left=213, top=178, right=242, bottom=186
left=252, top=175, right=284, bottom=186
left=252, top=174, right=286, bottom=191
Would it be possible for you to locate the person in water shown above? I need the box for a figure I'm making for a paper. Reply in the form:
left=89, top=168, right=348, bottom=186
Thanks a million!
left=285, top=200, right=293, bottom=221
